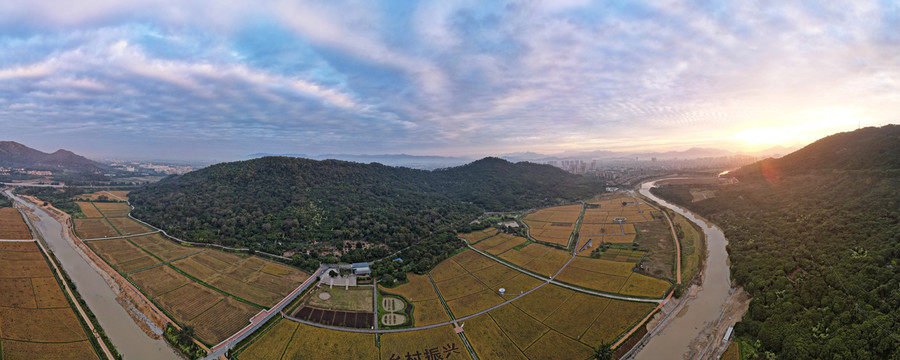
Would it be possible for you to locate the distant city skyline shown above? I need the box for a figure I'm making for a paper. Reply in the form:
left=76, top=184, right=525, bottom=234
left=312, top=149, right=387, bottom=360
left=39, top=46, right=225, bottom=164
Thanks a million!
left=1, top=1, right=896, bottom=161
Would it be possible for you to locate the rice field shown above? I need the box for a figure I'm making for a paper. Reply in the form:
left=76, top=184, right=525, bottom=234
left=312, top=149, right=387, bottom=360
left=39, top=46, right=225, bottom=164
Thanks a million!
left=91, top=202, right=131, bottom=217
left=106, top=217, right=152, bottom=235
left=189, top=297, right=260, bottom=346
left=379, top=274, right=438, bottom=302
left=580, top=299, right=656, bottom=345
left=75, top=202, right=103, bottom=218
left=524, top=204, right=582, bottom=223
left=111, top=234, right=310, bottom=345
left=380, top=324, right=469, bottom=360
left=0, top=242, right=100, bottom=360
left=523, top=330, right=594, bottom=360
left=523, top=220, right=574, bottom=246
left=464, top=315, right=528, bottom=360
left=459, top=227, right=500, bottom=243
left=410, top=299, right=450, bottom=326
left=488, top=302, right=549, bottom=349
left=445, top=289, right=505, bottom=318
left=618, top=273, right=672, bottom=298
left=0, top=207, right=31, bottom=239
left=73, top=218, right=119, bottom=239
left=542, top=292, right=610, bottom=338
left=237, top=319, right=378, bottom=360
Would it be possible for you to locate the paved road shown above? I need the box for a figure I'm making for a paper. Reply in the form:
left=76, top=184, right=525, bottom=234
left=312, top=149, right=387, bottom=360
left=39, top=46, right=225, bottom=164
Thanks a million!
left=202, top=268, right=324, bottom=360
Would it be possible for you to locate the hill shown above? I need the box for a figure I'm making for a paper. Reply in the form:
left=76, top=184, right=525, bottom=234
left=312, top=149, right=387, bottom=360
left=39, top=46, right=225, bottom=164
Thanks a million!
left=128, top=156, right=602, bottom=259
left=0, top=141, right=105, bottom=173
left=651, top=125, right=900, bottom=359
left=732, top=124, right=900, bottom=181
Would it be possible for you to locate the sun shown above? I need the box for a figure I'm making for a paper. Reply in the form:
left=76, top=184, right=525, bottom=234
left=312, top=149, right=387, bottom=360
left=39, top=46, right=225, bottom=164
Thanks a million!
left=731, top=127, right=798, bottom=148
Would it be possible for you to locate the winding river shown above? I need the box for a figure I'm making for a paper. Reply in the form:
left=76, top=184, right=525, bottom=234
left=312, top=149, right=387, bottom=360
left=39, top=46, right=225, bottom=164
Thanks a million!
left=5, top=190, right=179, bottom=360
left=636, top=180, right=733, bottom=359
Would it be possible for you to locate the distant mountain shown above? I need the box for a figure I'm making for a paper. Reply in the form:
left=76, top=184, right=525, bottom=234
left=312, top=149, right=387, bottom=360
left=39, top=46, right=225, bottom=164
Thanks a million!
left=0, top=141, right=105, bottom=173
left=129, top=156, right=602, bottom=254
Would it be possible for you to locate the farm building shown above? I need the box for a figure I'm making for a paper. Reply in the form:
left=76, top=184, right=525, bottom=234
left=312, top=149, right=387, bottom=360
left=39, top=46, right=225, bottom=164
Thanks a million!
left=352, top=262, right=371, bottom=275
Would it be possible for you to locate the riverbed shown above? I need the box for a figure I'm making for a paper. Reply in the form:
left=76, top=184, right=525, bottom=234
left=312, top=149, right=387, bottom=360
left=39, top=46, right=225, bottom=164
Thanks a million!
left=5, top=190, right=179, bottom=360
left=635, top=180, right=734, bottom=359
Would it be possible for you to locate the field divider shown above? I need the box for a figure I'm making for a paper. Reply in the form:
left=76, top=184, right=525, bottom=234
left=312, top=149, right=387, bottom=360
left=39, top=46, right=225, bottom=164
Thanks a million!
left=426, top=274, right=480, bottom=360
left=567, top=203, right=587, bottom=253
left=90, top=201, right=123, bottom=237
left=124, top=247, right=206, bottom=275
left=82, top=230, right=161, bottom=242
left=464, top=242, right=663, bottom=303
left=164, top=263, right=267, bottom=310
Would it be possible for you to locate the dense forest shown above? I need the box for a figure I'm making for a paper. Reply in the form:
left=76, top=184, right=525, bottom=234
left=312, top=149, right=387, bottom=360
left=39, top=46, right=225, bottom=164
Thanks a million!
left=129, top=157, right=602, bottom=261
left=652, top=125, right=900, bottom=359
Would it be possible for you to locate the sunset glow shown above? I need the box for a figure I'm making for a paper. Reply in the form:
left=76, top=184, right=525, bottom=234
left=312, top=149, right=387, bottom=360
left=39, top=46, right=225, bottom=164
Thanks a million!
left=0, top=1, right=896, bottom=160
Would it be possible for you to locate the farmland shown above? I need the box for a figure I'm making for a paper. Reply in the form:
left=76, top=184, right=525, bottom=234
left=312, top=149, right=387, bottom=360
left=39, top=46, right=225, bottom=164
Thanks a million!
left=523, top=204, right=581, bottom=246
left=91, top=202, right=132, bottom=217
left=236, top=318, right=378, bottom=360
left=75, top=202, right=103, bottom=218
left=74, top=218, right=119, bottom=239
left=471, top=233, right=528, bottom=255
left=74, top=191, right=130, bottom=202
left=237, top=216, right=668, bottom=360
left=0, top=207, right=32, bottom=239
left=85, top=229, right=310, bottom=345
left=0, top=241, right=101, bottom=360
left=380, top=325, right=468, bottom=360
left=459, top=227, right=499, bottom=243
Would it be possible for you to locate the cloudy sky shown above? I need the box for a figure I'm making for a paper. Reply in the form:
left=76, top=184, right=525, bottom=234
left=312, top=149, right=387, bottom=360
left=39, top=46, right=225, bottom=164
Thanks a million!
left=1, top=1, right=897, bottom=161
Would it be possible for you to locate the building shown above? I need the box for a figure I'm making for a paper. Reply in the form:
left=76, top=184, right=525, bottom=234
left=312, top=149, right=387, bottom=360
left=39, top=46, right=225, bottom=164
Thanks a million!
left=351, top=262, right=371, bottom=276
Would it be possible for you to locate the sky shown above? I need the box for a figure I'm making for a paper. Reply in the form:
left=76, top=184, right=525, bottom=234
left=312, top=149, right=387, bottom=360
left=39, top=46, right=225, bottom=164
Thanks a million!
left=0, top=0, right=897, bottom=162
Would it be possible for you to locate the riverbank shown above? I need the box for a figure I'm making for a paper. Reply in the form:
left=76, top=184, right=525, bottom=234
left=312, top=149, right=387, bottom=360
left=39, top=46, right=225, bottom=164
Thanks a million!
left=5, top=190, right=180, bottom=360
left=624, top=180, right=749, bottom=360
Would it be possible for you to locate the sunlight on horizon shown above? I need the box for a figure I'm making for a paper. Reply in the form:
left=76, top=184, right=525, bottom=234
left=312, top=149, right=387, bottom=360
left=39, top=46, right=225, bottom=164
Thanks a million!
left=730, top=108, right=874, bottom=152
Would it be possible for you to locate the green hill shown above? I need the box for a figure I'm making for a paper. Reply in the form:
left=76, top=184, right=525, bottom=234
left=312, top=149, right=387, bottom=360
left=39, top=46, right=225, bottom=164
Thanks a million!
left=129, top=156, right=601, bottom=260
left=652, top=125, right=900, bottom=359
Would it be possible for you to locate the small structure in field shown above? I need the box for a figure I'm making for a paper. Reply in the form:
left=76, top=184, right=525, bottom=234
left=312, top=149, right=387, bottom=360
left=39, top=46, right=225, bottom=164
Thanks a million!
left=352, top=262, right=371, bottom=275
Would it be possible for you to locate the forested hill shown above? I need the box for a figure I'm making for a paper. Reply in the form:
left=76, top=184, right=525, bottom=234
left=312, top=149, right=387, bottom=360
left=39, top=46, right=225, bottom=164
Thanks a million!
left=129, top=156, right=601, bottom=254
left=652, top=125, right=900, bottom=359
left=732, top=124, right=899, bottom=181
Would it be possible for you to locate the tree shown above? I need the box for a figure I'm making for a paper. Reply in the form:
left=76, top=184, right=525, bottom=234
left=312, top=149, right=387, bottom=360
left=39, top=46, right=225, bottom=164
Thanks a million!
left=177, top=325, right=195, bottom=347
left=593, top=340, right=614, bottom=360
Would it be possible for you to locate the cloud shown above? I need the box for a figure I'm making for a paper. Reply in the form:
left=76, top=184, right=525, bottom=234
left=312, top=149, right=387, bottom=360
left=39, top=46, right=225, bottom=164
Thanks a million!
left=0, top=0, right=897, bottom=160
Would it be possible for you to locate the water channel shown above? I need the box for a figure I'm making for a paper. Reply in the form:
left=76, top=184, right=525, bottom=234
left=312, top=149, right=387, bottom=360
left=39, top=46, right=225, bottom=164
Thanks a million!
left=5, top=190, right=179, bottom=360
left=635, top=180, right=733, bottom=359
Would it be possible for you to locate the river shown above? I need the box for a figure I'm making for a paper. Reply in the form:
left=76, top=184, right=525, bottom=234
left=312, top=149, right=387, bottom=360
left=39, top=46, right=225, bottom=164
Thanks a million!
left=635, top=180, right=733, bottom=359
left=5, top=190, right=179, bottom=360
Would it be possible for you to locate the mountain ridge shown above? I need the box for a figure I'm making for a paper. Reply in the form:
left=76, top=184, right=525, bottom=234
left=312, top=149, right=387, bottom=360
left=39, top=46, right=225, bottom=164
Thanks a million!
left=0, top=141, right=106, bottom=172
